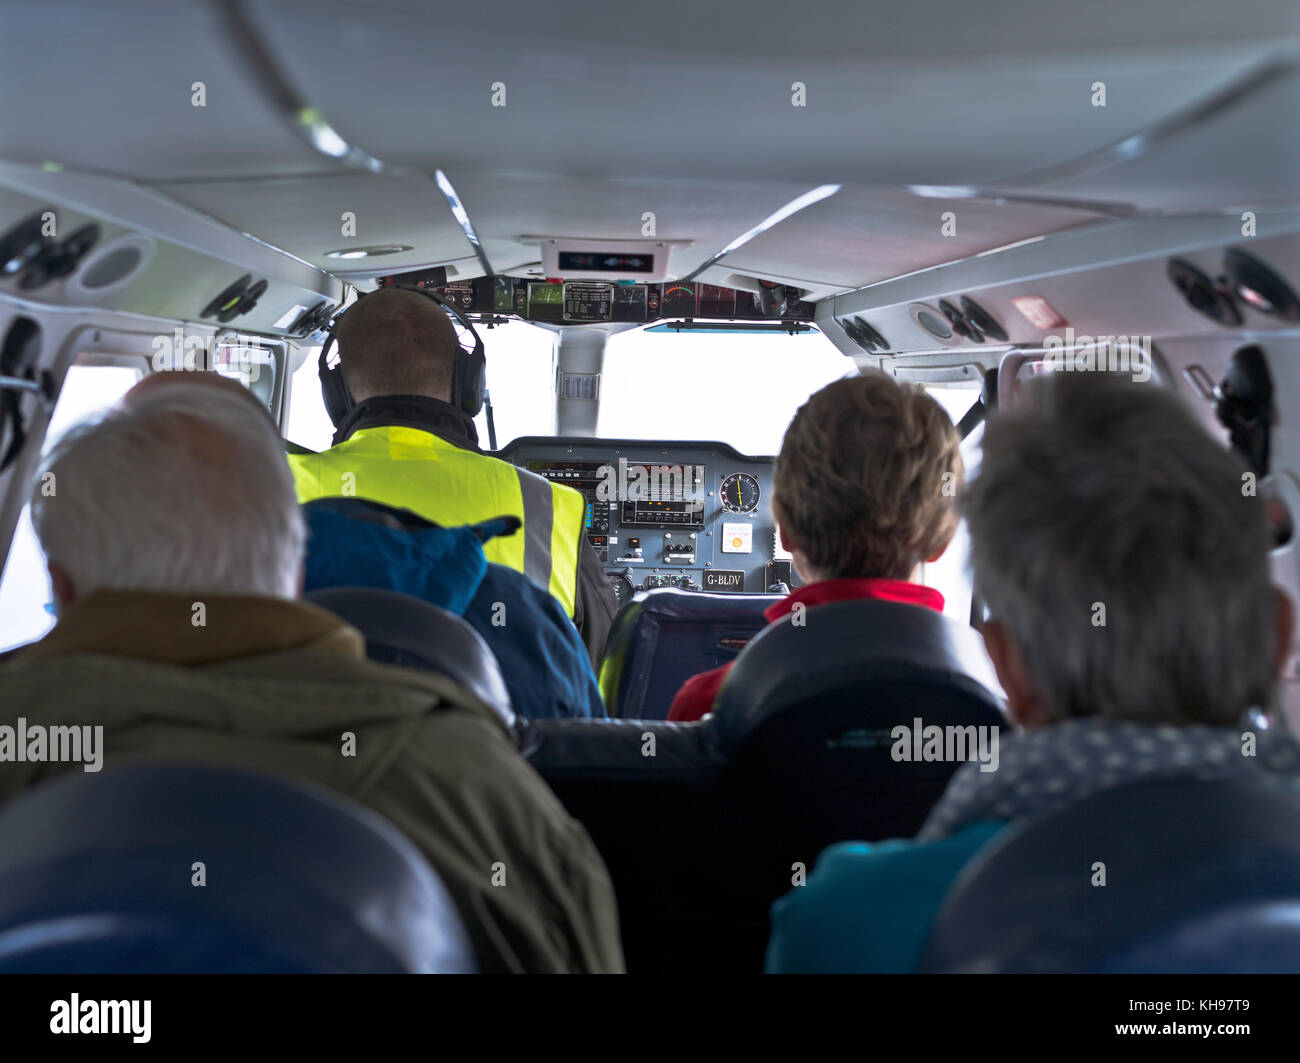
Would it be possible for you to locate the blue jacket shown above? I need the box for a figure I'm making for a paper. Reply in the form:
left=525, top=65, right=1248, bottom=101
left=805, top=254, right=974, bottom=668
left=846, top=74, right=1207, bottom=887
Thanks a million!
left=764, top=821, right=1005, bottom=973
left=302, top=505, right=605, bottom=721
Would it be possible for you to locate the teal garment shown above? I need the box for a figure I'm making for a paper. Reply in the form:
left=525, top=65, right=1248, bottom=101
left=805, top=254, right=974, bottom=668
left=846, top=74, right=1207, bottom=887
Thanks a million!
left=765, top=820, right=1006, bottom=973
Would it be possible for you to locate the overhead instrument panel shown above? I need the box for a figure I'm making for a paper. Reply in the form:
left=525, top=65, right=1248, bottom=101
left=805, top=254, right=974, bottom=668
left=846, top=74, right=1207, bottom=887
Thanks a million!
left=501, top=438, right=790, bottom=598
left=423, top=276, right=815, bottom=328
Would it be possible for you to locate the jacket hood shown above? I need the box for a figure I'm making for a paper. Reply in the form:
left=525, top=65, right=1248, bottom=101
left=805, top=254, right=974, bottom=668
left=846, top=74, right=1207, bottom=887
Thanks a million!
left=303, top=504, right=490, bottom=616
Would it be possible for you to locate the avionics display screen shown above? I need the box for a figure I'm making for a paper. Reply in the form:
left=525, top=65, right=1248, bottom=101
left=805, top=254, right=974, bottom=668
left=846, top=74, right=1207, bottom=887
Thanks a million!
left=558, top=251, right=655, bottom=274
left=524, top=459, right=609, bottom=493
left=563, top=282, right=613, bottom=322
left=527, top=282, right=564, bottom=322
left=620, top=499, right=706, bottom=528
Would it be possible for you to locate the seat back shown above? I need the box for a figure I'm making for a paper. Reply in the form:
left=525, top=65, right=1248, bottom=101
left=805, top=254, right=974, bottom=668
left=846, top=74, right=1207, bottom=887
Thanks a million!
left=523, top=598, right=1005, bottom=971
left=708, top=599, right=1006, bottom=967
left=305, top=585, right=513, bottom=724
left=713, top=599, right=1005, bottom=851
left=598, top=588, right=779, bottom=719
left=0, top=762, right=477, bottom=973
left=919, top=776, right=1300, bottom=973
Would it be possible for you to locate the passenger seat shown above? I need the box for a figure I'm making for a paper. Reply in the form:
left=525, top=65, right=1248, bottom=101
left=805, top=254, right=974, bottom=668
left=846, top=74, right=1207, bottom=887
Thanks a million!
left=521, top=597, right=1006, bottom=971
left=0, top=762, right=477, bottom=973
left=919, top=776, right=1300, bottom=973
left=598, top=587, right=780, bottom=719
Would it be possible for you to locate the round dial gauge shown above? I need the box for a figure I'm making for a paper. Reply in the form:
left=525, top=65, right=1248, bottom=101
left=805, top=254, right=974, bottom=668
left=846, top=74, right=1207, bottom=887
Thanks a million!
left=720, top=472, right=760, bottom=514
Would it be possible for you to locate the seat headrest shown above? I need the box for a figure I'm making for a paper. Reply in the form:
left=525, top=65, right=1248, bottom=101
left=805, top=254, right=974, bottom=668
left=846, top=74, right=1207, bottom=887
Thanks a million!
left=305, top=586, right=514, bottom=727
left=710, top=599, right=1003, bottom=755
left=617, top=586, right=783, bottom=623
left=920, top=776, right=1300, bottom=973
left=0, top=762, right=476, bottom=972
left=597, top=587, right=782, bottom=719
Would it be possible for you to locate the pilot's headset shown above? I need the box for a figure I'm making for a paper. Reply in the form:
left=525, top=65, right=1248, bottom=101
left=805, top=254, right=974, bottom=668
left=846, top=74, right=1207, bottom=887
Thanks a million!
left=317, top=276, right=487, bottom=428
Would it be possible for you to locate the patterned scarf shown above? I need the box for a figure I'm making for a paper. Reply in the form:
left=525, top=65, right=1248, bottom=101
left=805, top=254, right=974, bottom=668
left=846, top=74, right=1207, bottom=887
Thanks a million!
left=916, top=716, right=1300, bottom=842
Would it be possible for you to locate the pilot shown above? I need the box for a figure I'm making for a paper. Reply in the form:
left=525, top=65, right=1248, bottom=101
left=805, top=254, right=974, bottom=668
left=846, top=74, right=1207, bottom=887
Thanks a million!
left=667, top=371, right=962, bottom=721
left=1, top=372, right=624, bottom=974
left=765, top=372, right=1300, bottom=973
left=288, top=287, right=617, bottom=663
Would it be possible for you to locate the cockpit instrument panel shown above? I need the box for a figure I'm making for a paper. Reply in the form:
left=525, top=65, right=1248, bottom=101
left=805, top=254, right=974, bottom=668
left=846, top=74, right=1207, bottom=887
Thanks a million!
left=503, top=438, right=788, bottom=597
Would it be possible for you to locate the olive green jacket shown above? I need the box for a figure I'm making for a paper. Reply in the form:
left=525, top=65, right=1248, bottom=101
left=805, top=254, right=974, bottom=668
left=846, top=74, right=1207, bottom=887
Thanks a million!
left=0, top=591, right=624, bottom=973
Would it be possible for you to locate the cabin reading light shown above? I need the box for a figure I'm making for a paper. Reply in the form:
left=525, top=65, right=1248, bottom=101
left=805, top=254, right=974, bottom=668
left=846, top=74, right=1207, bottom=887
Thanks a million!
left=325, top=245, right=413, bottom=260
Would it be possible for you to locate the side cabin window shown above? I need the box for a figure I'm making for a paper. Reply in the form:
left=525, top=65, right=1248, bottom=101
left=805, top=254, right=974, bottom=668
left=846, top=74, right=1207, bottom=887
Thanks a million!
left=0, top=363, right=145, bottom=651
left=0, top=352, right=281, bottom=651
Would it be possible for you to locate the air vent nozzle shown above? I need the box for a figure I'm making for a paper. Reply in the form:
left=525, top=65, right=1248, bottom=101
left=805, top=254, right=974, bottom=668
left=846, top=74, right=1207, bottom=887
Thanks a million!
left=852, top=317, right=889, bottom=352
left=959, top=297, right=1008, bottom=342
left=1167, top=258, right=1243, bottom=326
left=940, top=299, right=982, bottom=342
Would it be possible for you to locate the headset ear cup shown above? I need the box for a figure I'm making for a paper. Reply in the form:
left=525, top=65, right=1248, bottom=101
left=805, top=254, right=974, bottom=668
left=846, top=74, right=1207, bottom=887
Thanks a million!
left=430, top=290, right=486, bottom=417
left=317, top=335, right=353, bottom=428
left=455, top=345, right=487, bottom=417
left=321, top=285, right=486, bottom=422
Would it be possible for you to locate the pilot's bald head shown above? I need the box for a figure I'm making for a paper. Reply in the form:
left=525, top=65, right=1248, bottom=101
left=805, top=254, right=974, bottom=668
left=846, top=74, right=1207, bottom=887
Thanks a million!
left=335, top=288, right=457, bottom=404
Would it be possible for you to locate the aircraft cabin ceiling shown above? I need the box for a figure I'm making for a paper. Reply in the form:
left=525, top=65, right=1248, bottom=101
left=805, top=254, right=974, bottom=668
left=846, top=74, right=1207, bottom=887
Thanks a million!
left=1, top=0, right=1297, bottom=296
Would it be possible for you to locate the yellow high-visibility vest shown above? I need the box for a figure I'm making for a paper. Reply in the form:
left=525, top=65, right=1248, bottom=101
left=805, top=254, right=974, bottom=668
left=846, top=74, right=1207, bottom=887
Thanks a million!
left=289, top=425, right=585, bottom=617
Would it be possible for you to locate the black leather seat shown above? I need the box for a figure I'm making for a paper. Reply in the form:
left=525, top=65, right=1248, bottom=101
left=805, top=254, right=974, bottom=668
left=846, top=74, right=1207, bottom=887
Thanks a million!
left=919, top=776, right=1300, bottom=973
left=305, top=586, right=513, bottom=725
left=598, top=587, right=780, bottom=719
left=520, top=598, right=1006, bottom=971
left=0, top=762, right=476, bottom=972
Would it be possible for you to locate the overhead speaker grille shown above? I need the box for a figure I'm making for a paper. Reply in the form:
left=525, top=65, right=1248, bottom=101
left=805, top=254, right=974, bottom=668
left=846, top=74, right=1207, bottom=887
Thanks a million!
left=81, top=246, right=141, bottom=288
left=67, top=235, right=157, bottom=301
left=908, top=302, right=953, bottom=341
